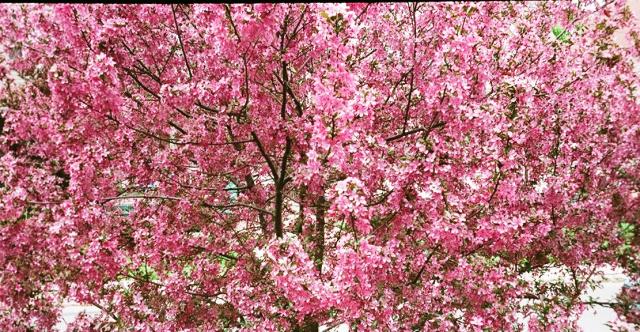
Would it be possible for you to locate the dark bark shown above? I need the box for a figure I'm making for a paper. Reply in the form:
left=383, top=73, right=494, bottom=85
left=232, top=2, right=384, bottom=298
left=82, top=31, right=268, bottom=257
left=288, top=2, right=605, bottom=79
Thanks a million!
left=273, top=137, right=292, bottom=238
left=293, top=320, right=319, bottom=332
left=314, top=195, right=326, bottom=271
left=274, top=186, right=284, bottom=238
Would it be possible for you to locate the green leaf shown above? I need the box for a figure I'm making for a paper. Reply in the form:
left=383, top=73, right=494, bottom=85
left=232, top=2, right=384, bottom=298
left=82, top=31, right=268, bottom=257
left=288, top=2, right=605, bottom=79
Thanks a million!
left=338, top=221, right=347, bottom=230
left=486, top=255, right=501, bottom=267
left=562, top=227, right=577, bottom=241
left=182, top=264, right=194, bottom=277
left=518, top=258, right=531, bottom=273
left=134, top=263, right=159, bottom=281
left=552, top=25, right=570, bottom=43
left=218, top=251, right=238, bottom=276
left=619, top=222, right=635, bottom=241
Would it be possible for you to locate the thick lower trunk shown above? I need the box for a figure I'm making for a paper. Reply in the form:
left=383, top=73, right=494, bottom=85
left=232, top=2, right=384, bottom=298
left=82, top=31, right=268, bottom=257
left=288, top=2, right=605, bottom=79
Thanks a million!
left=294, top=320, right=319, bottom=332
left=274, top=185, right=284, bottom=238
left=314, top=195, right=326, bottom=271
left=274, top=137, right=292, bottom=238
left=303, top=321, right=319, bottom=332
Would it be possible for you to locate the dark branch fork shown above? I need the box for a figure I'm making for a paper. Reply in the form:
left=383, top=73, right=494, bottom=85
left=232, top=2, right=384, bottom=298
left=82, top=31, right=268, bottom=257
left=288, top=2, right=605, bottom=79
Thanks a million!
left=407, top=245, right=440, bottom=286
left=386, top=85, right=447, bottom=143
left=386, top=119, right=445, bottom=143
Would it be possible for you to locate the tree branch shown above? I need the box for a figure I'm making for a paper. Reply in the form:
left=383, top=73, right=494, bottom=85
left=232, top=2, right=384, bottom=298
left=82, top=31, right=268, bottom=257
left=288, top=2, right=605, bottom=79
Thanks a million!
left=100, top=195, right=183, bottom=204
left=172, top=4, right=193, bottom=80
left=224, top=4, right=242, bottom=42
left=123, top=67, right=160, bottom=100
left=251, top=132, right=279, bottom=180
left=203, top=202, right=274, bottom=216
left=385, top=121, right=445, bottom=143
left=407, top=245, right=439, bottom=286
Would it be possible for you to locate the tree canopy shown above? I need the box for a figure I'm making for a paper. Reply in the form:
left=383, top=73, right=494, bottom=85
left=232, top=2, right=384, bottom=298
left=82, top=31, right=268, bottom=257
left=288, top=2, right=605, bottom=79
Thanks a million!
left=1, top=2, right=639, bottom=331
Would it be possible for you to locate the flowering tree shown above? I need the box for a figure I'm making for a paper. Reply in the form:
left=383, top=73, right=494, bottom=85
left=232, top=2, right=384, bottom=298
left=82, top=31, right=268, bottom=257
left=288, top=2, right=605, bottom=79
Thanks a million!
left=1, top=2, right=639, bottom=331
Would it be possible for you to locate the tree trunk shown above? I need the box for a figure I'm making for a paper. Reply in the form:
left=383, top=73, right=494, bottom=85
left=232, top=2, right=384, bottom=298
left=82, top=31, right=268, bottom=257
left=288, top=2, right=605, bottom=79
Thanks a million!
left=314, top=195, right=326, bottom=271
left=294, top=319, right=319, bottom=332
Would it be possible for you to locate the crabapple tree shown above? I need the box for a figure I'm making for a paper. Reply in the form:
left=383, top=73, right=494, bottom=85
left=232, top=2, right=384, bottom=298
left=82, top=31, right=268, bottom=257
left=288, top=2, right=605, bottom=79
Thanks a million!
left=1, top=2, right=640, bottom=331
